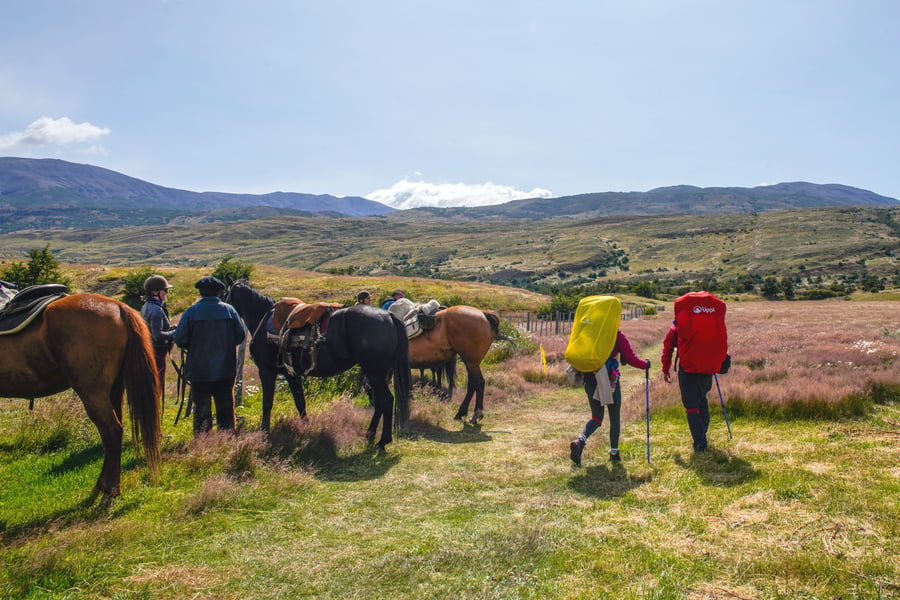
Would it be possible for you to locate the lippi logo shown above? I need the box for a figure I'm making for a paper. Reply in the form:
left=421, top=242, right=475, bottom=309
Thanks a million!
left=693, top=306, right=716, bottom=314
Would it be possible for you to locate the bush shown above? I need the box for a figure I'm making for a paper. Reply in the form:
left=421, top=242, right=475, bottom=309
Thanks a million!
left=212, top=255, right=255, bottom=282
left=120, top=266, right=156, bottom=310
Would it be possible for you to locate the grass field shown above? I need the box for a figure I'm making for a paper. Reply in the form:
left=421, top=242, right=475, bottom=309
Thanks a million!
left=0, top=300, right=898, bottom=599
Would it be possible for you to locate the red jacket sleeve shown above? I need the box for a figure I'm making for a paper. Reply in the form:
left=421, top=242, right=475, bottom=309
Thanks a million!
left=661, top=324, right=677, bottom=375
left=614, top=331, right=650, bottom=370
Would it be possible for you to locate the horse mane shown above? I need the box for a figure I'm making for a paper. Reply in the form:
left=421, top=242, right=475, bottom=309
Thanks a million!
left=233, top=280, right=275, bottom=308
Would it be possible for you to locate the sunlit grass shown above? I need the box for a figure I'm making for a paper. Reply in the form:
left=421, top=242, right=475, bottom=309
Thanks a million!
left=1, top=300, right=898, bottom=599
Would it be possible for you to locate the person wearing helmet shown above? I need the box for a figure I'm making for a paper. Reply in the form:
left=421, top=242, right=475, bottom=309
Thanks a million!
left=173, top=276, right=246, bottom=435
left=140, top=274, right=176, bottom=384
left=356, top=290, right=372, bottom=305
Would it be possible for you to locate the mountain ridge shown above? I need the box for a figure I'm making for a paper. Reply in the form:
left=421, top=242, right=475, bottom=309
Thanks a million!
left=0, top=157, right=394, bottom=218
left=0, top=157, right=897, bottom=233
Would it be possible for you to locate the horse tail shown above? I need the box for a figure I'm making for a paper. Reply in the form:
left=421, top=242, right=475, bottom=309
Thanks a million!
left=392, top=316, right=411, bottom=428
left=484, top=310, right=516, bottom=347
left=120, top=304, right=162, bottom=481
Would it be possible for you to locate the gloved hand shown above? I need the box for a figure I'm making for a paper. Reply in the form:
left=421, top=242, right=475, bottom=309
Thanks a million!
left=644, top=359, right=651, bottom=372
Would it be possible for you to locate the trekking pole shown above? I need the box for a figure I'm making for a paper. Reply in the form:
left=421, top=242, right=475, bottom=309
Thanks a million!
left=714, top=374, right=733, bottom=440
left=645, top=367, right=651, bottom=463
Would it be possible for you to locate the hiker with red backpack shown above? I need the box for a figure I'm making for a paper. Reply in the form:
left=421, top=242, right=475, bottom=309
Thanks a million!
left=661, top=291, right=731, bottom=452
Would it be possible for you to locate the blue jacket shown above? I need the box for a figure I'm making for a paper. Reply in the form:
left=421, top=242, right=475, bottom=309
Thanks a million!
left=140, top=296, right=174, bottom=348
left=174, top=296, right=246, bottom=383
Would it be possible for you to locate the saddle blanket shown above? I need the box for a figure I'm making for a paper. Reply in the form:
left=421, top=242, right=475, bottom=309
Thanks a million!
left=272, top=298, right=343, bottom=331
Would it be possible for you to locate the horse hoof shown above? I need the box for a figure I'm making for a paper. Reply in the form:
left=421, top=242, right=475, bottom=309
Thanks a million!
left=365, top=431, right=376, bottom=445
left=453, top=413, right=466, bottom=421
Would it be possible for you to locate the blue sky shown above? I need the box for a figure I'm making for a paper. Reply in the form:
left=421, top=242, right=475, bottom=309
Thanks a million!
left=2, top=1, right=899, bottom=208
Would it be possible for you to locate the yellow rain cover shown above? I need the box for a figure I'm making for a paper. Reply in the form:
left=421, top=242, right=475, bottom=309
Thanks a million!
left=564, top=295, right=621, bottom=373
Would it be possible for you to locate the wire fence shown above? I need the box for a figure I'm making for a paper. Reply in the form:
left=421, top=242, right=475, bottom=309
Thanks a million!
left=499, top=306, right=661, bottom=336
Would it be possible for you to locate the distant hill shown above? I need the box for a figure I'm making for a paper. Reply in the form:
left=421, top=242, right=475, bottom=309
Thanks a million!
left=0, top=157, right=393, bottom=232
left=1, top=157, right=897, bottom=233
left=398, top=182, right=898, bottom=221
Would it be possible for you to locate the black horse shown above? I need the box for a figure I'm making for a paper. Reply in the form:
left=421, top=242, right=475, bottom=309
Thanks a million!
left=224, top=279, right=410, bottom=448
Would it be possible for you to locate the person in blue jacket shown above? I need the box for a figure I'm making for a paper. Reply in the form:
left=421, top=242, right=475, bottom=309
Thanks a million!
left=174, top=276, right=246, bottom=435
left=381, top=289, right=404, bottom=310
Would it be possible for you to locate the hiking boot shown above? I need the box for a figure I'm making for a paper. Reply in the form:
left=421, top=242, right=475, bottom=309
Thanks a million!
left=609, top=449, right=621, bottom=462
left=569, top=439, right=585, bottom=465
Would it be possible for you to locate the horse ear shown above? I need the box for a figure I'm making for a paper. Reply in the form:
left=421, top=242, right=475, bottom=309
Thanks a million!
left=225, top=275, right=234, bottom=286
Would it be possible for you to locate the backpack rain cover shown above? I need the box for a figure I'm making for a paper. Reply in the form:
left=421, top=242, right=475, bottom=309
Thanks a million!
left=564, top=295, right=621, bottom=373
left=674, top=291, right=728, bottom=374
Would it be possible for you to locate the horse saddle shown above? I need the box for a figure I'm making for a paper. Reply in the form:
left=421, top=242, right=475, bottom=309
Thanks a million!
left=388, top=298, right=444, bottom=339
left=0, top=284, right=69, bottom=335
left=266, top=298, right=342, bottom=377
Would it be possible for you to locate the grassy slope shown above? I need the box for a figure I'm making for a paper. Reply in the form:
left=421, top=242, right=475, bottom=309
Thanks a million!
left=1, top=358, right=897, bottom=598
left=1, top=206, right=897, bottom=288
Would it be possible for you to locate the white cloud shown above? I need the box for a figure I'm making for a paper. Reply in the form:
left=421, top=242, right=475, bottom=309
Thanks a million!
left=0, top=116, right=110, bottom=150
left=366, top=179, right=553, bottom=210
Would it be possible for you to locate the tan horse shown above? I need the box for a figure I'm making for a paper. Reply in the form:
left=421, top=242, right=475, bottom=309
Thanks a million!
left=408, top=305, right=508, bottom=424
left=0, top=293, right=161, bottom=503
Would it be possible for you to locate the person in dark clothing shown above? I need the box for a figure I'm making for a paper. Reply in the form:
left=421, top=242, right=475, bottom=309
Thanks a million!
left=570, top=331, right=650, bottom=465
left=140, top=274, right=176, bottom=385
left=356, top=290, right=372, bottom=305
left=173, top=276, right=246, bottom=435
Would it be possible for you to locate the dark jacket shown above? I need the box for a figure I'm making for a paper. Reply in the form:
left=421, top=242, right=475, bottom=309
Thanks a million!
left=140, top=296, right=175, bottom=348
left=173, top=296, right=246, bottom=382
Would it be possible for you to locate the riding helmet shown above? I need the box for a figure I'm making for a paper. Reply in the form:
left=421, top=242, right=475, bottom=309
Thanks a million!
left=144, top=275, right=173, bottom=293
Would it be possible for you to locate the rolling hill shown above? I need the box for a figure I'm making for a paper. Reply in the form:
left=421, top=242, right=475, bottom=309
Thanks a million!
left=1, top=158, right=898, bottom=234
left=0, top=157, right=394, bottom=232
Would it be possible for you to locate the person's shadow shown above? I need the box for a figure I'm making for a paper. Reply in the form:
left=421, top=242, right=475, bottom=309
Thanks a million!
left=673, top=447, right=759, bottom=487
left=567, top=461, right=652, bottom=499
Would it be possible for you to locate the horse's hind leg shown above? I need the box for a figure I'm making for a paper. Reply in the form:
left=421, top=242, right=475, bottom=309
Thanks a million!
left=79, top=388, right=125, bottom=501
left=286, top=375, right=307, bottom=419
left=454, top=363, right=485, bottom=424
left=367, top=373, right=394, bottom=449
left=471, top=374, right=486, bottom=424
left=258, top=366, right=278, bottom=431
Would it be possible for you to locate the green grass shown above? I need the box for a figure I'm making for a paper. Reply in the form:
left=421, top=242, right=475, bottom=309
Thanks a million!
left=1, top=382, right=897, bottom=599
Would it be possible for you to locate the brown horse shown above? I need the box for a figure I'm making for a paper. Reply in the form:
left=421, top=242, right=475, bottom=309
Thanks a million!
left=408, top=305, right=509, bottom=424
left=0, top=293, right=162, bottom=502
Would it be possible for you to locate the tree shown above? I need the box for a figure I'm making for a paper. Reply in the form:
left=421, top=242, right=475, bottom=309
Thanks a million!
left=761, top=276, right=780, bottom=299
left=631, top=280, right=658, bottom=299
left=860, top=275, right=884, bottom=293
left=212, top=255, right=254, bottom=282
left=0, top=245, right=72, bottom=289
left=780, top=276, right=795, bottom=300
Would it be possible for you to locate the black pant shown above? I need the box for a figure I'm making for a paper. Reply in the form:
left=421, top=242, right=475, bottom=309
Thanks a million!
left=152, top=346, right=169, bottom=388
left=582, top=372, right=622, bottom=449
left=678, top=370, right=713, bottom=451
left=191, top=379, right=236, bottom=434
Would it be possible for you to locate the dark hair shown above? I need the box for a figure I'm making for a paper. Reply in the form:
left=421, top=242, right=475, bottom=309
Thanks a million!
left=357, top=290, right=371, bottom=303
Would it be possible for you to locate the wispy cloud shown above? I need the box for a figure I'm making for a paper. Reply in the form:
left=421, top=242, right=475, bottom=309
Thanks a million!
left=0, top=116, right=110, bottom=150
left=366, top=179, right=553, bottom=209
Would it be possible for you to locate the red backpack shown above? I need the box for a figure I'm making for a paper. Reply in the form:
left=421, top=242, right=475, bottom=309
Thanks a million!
left=674, top=291, right=728, bottom=374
